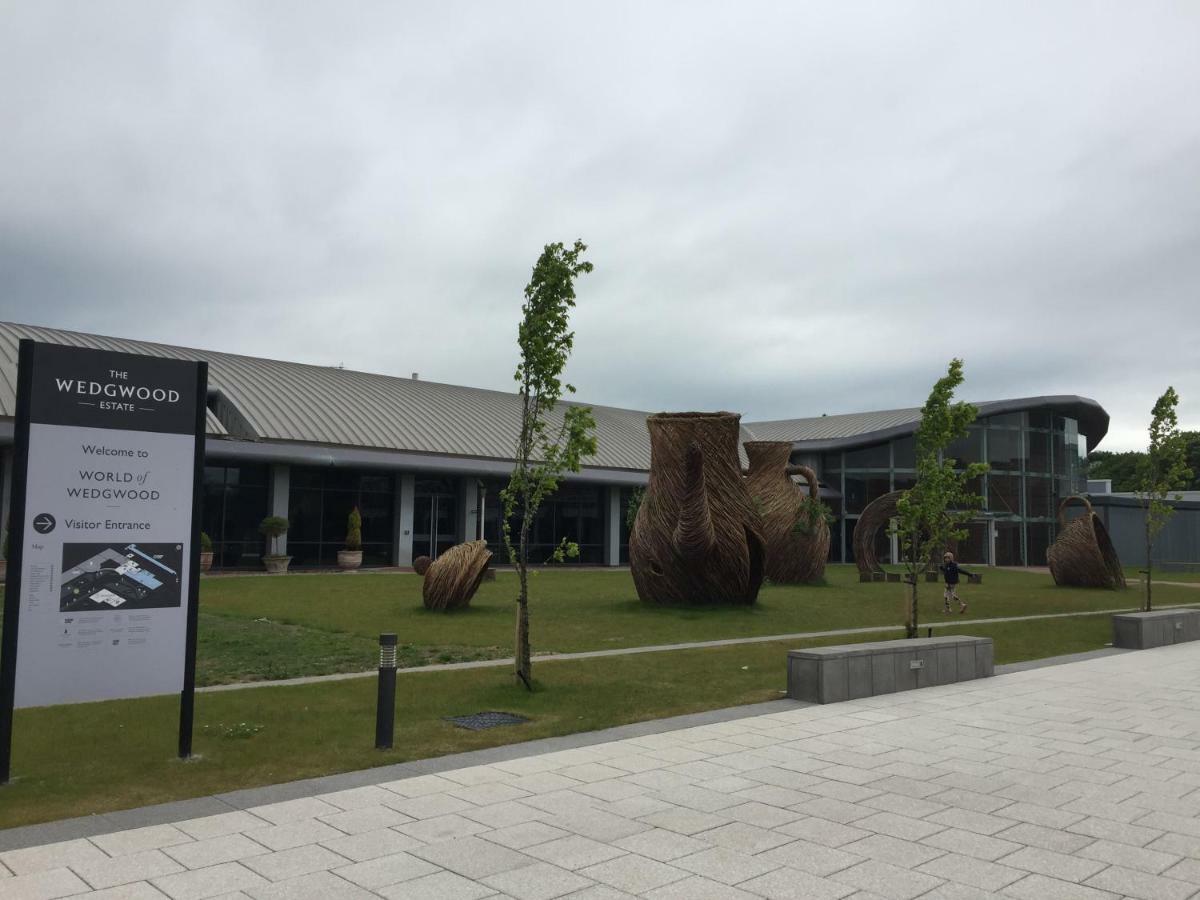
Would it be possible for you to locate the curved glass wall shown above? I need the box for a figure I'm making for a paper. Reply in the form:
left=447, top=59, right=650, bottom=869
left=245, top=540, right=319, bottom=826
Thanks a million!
left=809, top=411, right=1087, bottom=566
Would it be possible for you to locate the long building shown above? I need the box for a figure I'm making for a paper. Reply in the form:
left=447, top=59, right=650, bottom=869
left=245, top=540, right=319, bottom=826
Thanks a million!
left=0, top=322, right=1109, bottom=569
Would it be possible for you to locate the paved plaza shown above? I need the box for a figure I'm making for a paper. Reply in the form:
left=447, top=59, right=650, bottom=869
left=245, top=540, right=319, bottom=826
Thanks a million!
left=4, top=644, right=1200, bottom=899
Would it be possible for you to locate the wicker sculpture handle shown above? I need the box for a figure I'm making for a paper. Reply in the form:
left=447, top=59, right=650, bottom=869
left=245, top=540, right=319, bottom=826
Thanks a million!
left=787, top=464, right=820, bottom=500
left=1057, top=494, right=1093, bottom=527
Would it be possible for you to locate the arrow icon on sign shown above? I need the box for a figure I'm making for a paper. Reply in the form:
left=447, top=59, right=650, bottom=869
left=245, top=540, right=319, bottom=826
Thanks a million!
left=33, top=513, right=56, bottom=534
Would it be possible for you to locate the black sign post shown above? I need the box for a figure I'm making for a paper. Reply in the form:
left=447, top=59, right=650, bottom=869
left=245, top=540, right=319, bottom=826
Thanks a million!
left=0, top=340, right=207, bottom=784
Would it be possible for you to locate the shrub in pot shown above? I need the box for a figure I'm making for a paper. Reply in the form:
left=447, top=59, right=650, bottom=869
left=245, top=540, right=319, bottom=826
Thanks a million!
left=338, top=507, right=363, bottom=570
left=199, top=531, right=214, bottom=573
left=259, top=516, right=291, bottom=574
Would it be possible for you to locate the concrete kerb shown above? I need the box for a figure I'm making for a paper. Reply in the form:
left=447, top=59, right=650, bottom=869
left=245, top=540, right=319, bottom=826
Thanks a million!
left=0, top=645, right=1127, bottom=853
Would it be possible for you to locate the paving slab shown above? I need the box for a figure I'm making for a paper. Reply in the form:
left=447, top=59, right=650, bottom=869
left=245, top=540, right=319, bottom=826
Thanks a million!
left=8, top=644, right=1200, bottom=896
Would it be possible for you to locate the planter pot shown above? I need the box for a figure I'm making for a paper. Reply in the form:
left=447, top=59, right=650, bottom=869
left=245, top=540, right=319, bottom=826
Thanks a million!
left=199, top=551, right=213, bottom=573
left=263, top=556, right=292, bottom=575
left=337, top=550, right=363, bottom=570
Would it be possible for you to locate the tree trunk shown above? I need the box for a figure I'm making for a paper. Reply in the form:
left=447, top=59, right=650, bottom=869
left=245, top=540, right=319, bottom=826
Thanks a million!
left=906, top=539, right=919, bottom=639
left=514, top=510, right=533, bottom=690
left=1145, top=513, right=1153, bottom=613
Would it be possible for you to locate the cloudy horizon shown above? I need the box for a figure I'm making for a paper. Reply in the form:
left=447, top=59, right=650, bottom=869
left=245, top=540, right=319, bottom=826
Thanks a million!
left=3, top=2, right=1198, bottom=451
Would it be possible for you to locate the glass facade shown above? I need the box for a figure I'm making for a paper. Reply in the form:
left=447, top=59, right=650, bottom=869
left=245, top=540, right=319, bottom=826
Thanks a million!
left=480, top=478, right=607, bottom=564
left=814, top=411, right=1088, bottom=566
left=288, top=467, right=396, bottom=567
left=201, top=463, right=270, bottom=569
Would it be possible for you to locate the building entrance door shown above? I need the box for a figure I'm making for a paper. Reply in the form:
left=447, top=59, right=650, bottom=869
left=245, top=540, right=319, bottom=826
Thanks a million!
left=412, top=478, right=458, bottom=559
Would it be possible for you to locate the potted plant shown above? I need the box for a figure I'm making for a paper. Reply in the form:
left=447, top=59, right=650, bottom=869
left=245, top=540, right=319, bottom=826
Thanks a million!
left=338, top=507, right=363, bottom=571
left=199, top=531, right=214, bottom=574
left=259, top=516, right=291, bottom=574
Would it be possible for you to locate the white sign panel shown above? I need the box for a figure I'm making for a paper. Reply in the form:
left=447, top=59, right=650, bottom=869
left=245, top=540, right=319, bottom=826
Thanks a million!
left=10, top=343, right=203, bottom=708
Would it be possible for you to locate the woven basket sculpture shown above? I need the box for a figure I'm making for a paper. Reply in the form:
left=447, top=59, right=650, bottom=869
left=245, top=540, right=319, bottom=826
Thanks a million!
left=743, top=441, right=829, bottom=583
left=1047, top=495, right=1125, bottom=589
left=420, top=540, right=493, bottom=611
left=853, top=490, right=904, bottom=577
left=630, top=412, right=765, bottom=606
left=412, top=555, right=432, bottom=576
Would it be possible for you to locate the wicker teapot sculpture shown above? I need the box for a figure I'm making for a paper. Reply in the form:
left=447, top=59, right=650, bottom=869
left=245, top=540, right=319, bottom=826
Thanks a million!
left=630, top=412, right=765, bottom=606
left=743, top=441, right=829, bottom=584
left=416, top=540, right=493, bottom=611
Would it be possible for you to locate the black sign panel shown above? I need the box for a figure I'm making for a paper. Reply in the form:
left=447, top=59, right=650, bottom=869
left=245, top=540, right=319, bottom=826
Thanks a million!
left=28, top=343, right=202, bottom=435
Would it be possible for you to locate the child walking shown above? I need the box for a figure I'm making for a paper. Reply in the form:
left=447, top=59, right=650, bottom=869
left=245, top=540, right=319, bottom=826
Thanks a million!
left=940, top=551, right=972, bottom=614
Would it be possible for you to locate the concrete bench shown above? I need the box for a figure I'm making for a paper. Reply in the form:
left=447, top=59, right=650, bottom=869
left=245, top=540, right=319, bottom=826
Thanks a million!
left=1113, top=609, right=1200, bottom=650
left=787, top=635, right=994, bottom=704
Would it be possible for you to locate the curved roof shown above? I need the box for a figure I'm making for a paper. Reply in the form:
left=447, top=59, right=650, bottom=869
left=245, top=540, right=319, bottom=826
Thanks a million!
left=0, top=321, right=653, bottom=471
left=0, top=321, right=1110, bottom=467
left=745, top=395, right=1110, bottom=451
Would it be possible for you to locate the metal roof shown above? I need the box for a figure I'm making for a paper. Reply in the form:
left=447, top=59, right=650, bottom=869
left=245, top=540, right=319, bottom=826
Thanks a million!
left=0, top=322, right=1110, bottom=468
left=0, top=321, right=653, bottom=471
left=745, top=396, right=1110, bottom=451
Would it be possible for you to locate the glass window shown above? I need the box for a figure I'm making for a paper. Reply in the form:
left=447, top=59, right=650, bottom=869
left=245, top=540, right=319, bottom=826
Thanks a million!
left=946, top=427, right=982, bottom=466
left=287, top=466, right=396, bottom=567
left=1028, top=410, right=1052, bottom=429
left=956, top=523, right=988, bottom=565
left=988, top=428, right=1022, bottom=471
left=989, top=474, right=1022, bottom=516
left=987, top=412, right=1024, bottom=429
left=1027, top=429, right=1050, bottom=474
left=891, top=436, right=916, bottom=470
left=820, top=452, right=841, bottom=474
left=1025, top=476, right=1052, bottom=520
left=1026, top=523, right=1051, bottom=566
left=995, top=522, right=1023, bottom=566
left=843, top=476, right=891, bottom=514
left=844, top=443, right=889, bottom=469
left=200, top=464, right=270, bottom=569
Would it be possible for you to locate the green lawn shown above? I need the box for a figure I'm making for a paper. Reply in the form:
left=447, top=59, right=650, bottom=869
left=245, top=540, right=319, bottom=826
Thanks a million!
left=187, top=565, right=1189, bottom=685
left=0, top=612, right=1116, bottom=830
left=2, top=567, right=1192, bottom=688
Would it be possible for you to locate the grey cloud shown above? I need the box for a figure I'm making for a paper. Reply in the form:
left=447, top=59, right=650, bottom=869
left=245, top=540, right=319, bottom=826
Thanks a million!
left=1, top=1, right=1198, bottom=450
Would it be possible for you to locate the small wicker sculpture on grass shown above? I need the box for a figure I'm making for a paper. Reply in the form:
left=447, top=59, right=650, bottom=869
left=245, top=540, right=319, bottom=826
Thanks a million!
left=412, top=555, right=432, bottom=576
left=419, top=541, right=493, bottom=611
left=1047, top=495, right=1125, bottom=589
left=743, top=441, right=829, bottom=584
left=853, top=490, right=903, bottom=578
left=630, top=412, right=765, bottom=606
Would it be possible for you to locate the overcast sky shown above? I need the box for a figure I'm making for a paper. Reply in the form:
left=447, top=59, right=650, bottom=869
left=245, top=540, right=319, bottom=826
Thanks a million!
left=2, top=2, right=1197, bottom=451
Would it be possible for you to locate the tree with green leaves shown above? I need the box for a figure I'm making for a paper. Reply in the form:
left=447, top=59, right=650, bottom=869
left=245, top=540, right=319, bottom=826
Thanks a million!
left=501, top=240, right=597, bottom=690
left=892, top=359, right=989, bottom=638
left=1135, top=387, right=1191, bottom=611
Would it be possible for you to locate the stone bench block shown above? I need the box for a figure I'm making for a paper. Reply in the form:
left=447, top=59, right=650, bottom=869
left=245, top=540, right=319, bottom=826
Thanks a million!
left=1112, top=609, right=1200, bottom=650
left=787, top=635, right=994, bottom=704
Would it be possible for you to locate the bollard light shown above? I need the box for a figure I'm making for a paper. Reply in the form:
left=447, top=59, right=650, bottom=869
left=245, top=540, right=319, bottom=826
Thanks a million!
left=375, top=633, right=398, bottom=750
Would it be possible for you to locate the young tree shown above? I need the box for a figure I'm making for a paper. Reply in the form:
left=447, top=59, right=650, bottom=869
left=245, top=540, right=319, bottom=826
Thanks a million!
left=892, top=359, right=989, bottom=638
left=501, top=240, right=597, bottom=689
left=1135, top=387, right=1191, bottom=611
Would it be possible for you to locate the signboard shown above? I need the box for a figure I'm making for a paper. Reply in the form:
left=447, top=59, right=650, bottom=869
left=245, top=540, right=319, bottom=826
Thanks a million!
left=0, top=340, right=207, bottom=779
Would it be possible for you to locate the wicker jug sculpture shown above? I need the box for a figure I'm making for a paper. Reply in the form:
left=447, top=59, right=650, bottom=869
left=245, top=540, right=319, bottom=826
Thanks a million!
left=743, top=442, right=829, bottom=583
left=1047, top=495, right=1125, bottom=589
left=419, top=540, right=493, bottom=611
left=630, top=412, right=765, bottom=606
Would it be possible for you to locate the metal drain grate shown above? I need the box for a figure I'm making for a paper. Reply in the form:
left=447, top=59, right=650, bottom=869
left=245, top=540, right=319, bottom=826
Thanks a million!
left=444, top=711, right=530, bottom=731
